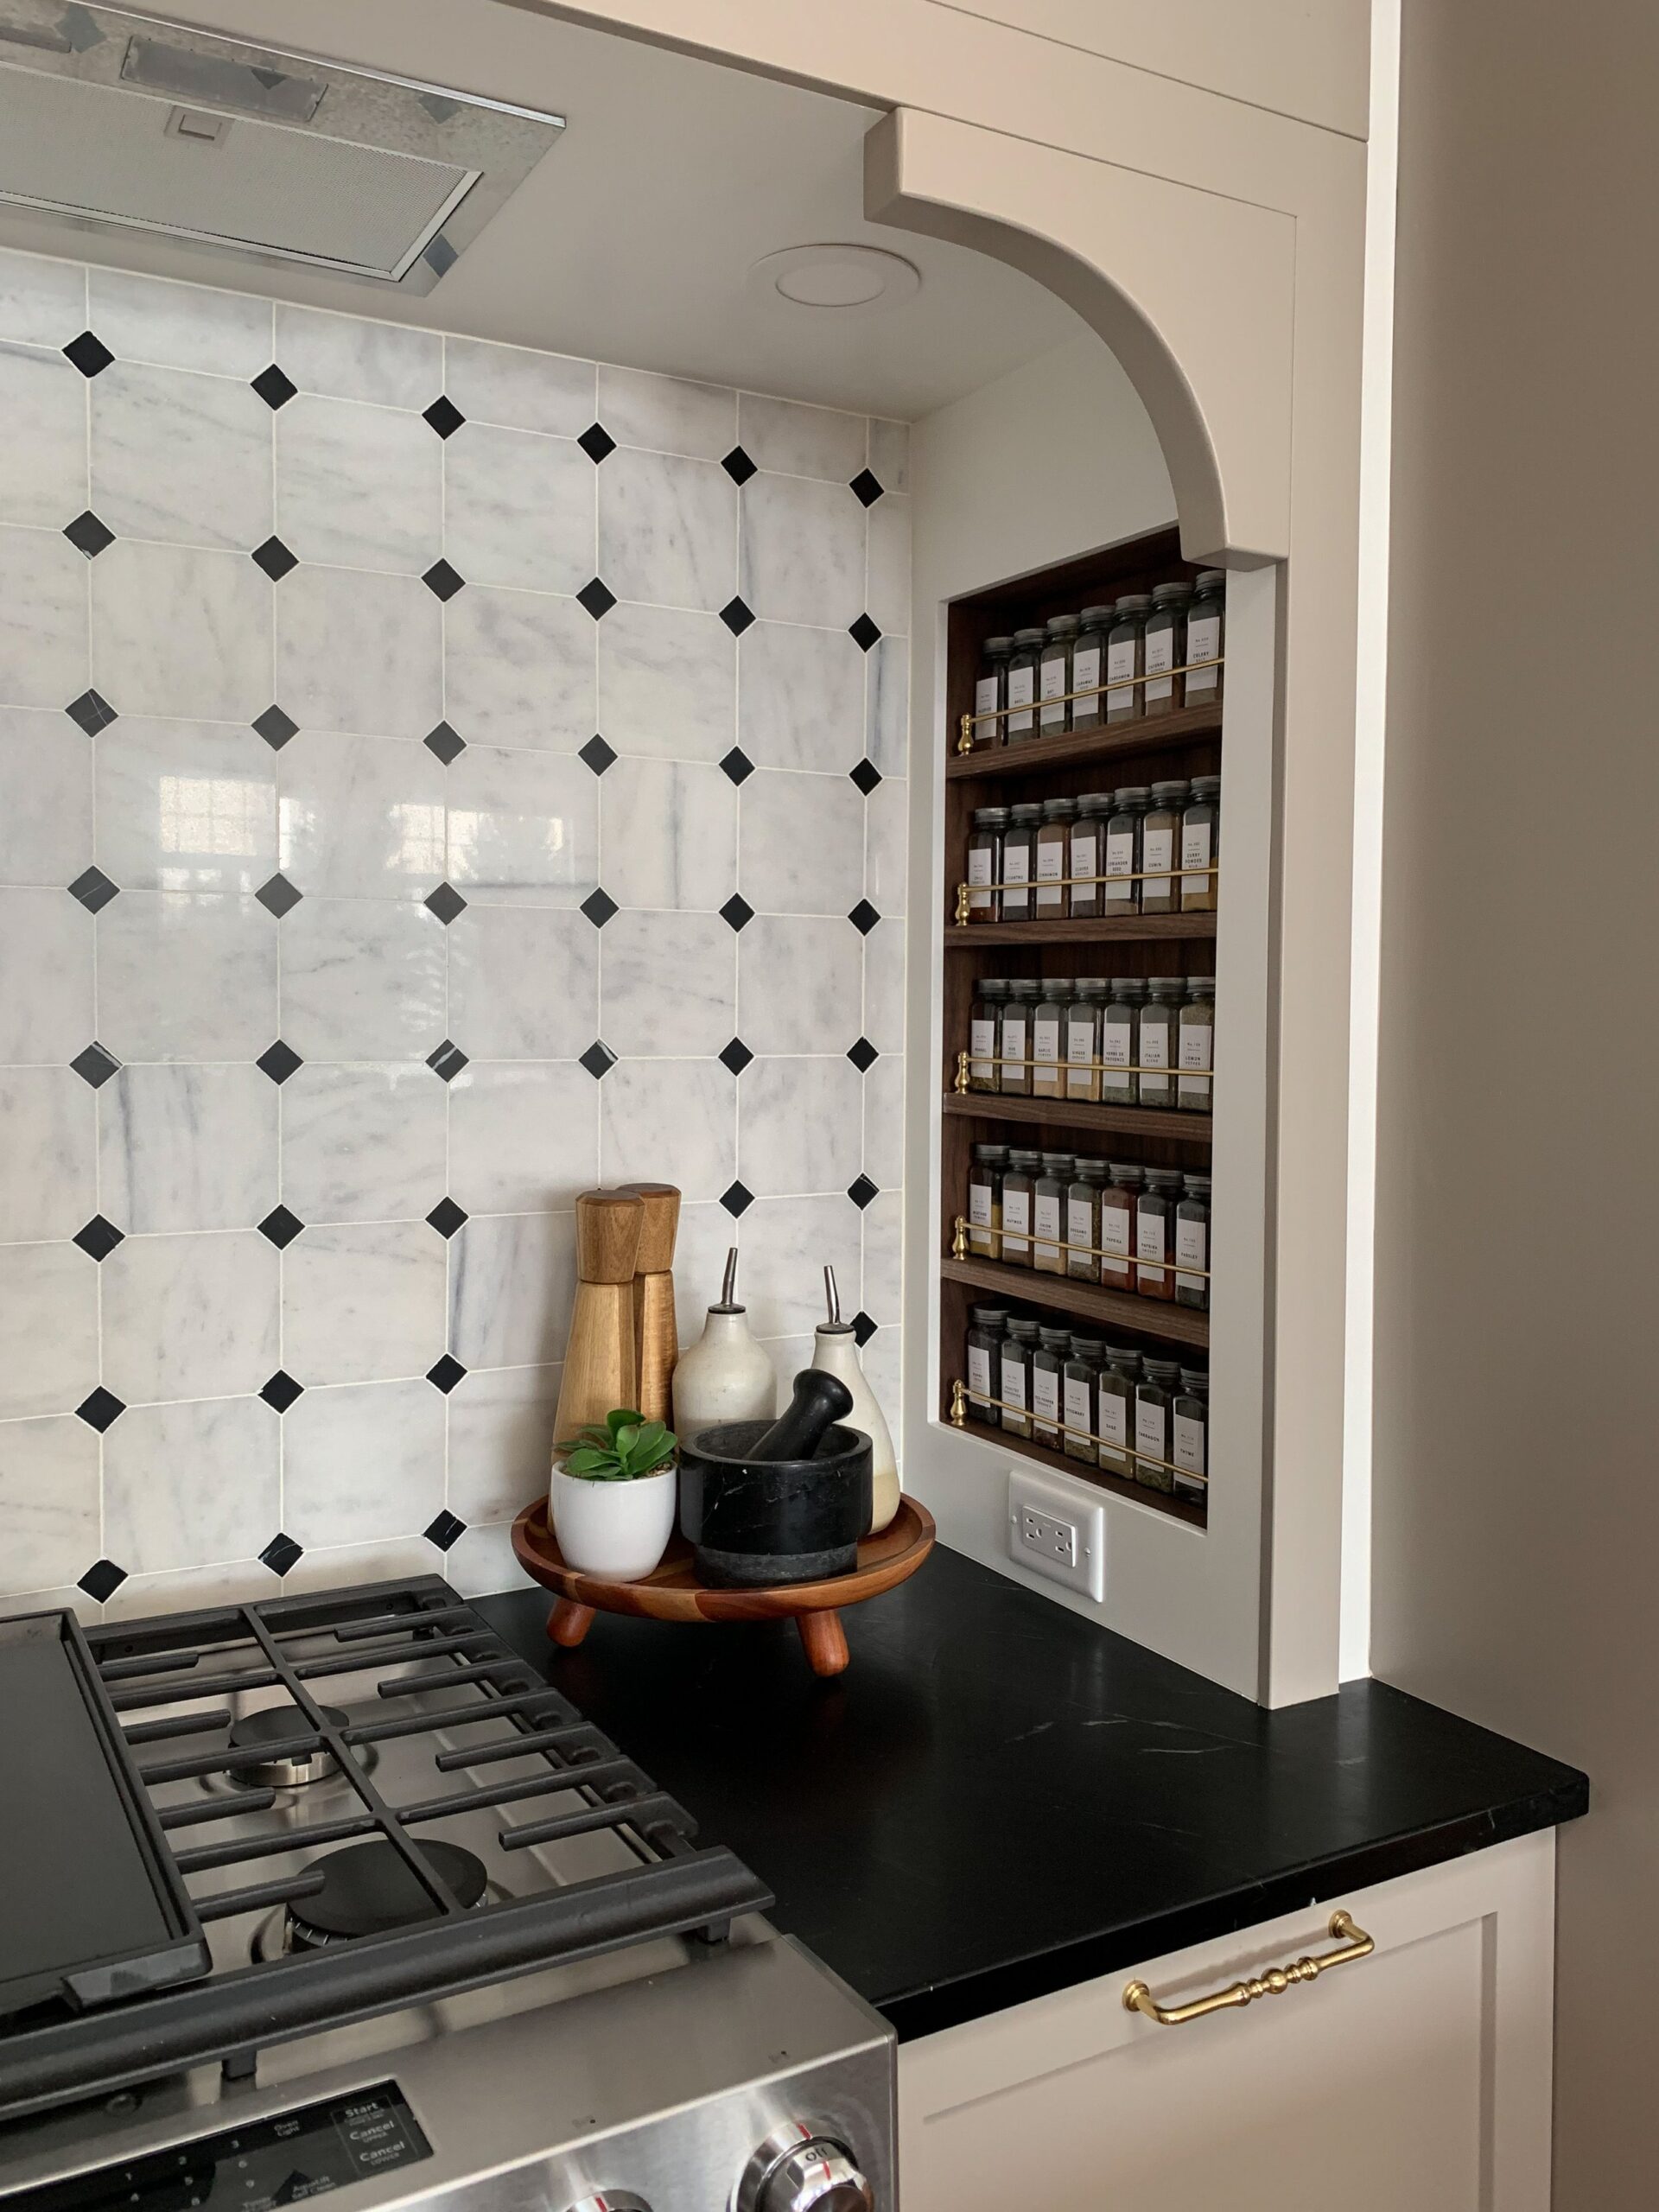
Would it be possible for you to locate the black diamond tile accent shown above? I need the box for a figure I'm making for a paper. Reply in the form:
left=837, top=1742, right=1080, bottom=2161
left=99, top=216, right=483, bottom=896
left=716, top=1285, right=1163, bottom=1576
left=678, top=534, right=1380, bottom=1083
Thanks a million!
left=719, top=1036, right=753, bottom=1077
left=847, top=1173, right=879, bottom=1211
left=63, top=510, right=114, bottom=558
left=260, top=1370, right=303, bottom=1413
left=579, top=1039, right=616, bottom=1080
left=428, top=1039, right=468, bottom=1082
left=719, top=595, right=754, bottom=637
left=579, top=733, right=615, bottom=775
left=425, top=881, right=467, bottom=925
left=846, top=1035, right=879, bottom=1073
left=78, top=1558, right=127, bottom=1602
left=720, top=1180, right=753, bottom=1218
left=580, top=887, right=618, bottom=929
left=422, top=558, right=465, bottom=601
left=423, top=1508, right=467, bottom=1549
left=426, top=1355, right=467, bottom=1395
left=252, top=536, right=297, bottom=582
left=256, top=1039, right=302, bottom=1085
left=253, top=703, right=298, bottom=750
left=720, top=893, right=753, bottom=933
left=68, top=866, right=118, bottom=913
left=424, top=719, right=466, bottom=764
left=255, top=872, right=302, bottom=918
left=848, top=899, right=880, bottom=936
left=851, top=1311, right=878, bottom=1348
left=258, top=1205, right=304, bottom=1249
left=259, top=1531, right=303, bottom=1576
left=578, top=422, right=616, bottom=464
left=577, top=576, right=617, bottom=620
left=849, top=755, right=883, bottom=796
left=71, top=1041, right=120, bottom=1089
left=63, top=330, right=113, bottom=378
left=73, top=1214, right=124, bottom=1261
left=849, top=467, right=885, bottom=508
left=423, top=394, right=466, bottom=439
left=721, top=445, right=757, bottom=486
left=426, top=1197, right=467, bottom=1239
left=251, top=363, right=296, bottom=410
left=66, top=689, right=117, bottom=736
left=719, top=746, right=753, bottom=786
left=75, top=1389, right=125, bottom=1433
left=849, top=613, right=882, bottom=652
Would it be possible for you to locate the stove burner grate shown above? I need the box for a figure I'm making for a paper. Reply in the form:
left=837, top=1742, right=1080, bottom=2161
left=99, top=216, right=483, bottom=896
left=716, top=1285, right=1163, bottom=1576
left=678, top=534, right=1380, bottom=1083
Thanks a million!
left=287, top=1839, right=489, bottom=1948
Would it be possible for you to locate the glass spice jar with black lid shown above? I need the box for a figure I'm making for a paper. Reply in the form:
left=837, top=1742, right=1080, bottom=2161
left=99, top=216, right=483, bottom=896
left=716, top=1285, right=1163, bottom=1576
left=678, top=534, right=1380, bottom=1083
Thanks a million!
left=1103, top=786, right=1149, bottom=910
left=1004, top=628, right=1045, bottom=742
left=967, top=1142, right=1007, bottom=1261
left=1141, top=779, right=1190, bottom=915
left=1065, top=978, right=1106, bottom=1101
left=969, top=976, right=1009, bottom=1091
left=967, top=806, right=1007, bottom=923
left=973, top=635, right=1013, bottom=747
left=1143, top=579, right=1192, bottom=715
left=1001, top=802, right=1043, bottom=920
left=1172, top=1367, right=1210, bottom=1505
left=1035, top=798, right=1077, bottom=918
left=1097, top=1344, right=1140, bottom=1478
left=1071, top=792, right=1113, bottom=918
left=1181, top=776, right=1221, bottom=912
left=1031, top=976, right=1074, bottom=1101
left=1001, top=1315, right=1039, bottom=1436
left=1067, top=1160, right=1104, bottom=1282
left=1178, top=977, right=1216, bottom=1112
left=1071, top=607, right=1113, bottom=731
left=1001, top=1147, right=1041, bottom=1265
left=965, top=1303, right=1009, bottom=1417
left=1135, top=1166, right=1185, bottom=1303
left=1175, top=1172, right=1211, bottom=1310
left=1185, top=571, right=1226, bottom=704
left=1106, top=596, right=1150, bottom=721
left=1000, top=981, right=1040, bottom=1096
left=1100, top=976, right=1144, bottom=1107
left=1039, top=615, right=1077, bottom=738
left=1064, top=1335, right=1105, bottom=1464
left=1138, top=976, right=1183, bottom=1109
left=1135, top=1357, right=1183, bottom=1492
left=1033, top=1152, right=1075, bottom=1275
left=1099, top=1160, right=1141, bottom=1291
left=1032, top=1325, right=1072, bottom=1446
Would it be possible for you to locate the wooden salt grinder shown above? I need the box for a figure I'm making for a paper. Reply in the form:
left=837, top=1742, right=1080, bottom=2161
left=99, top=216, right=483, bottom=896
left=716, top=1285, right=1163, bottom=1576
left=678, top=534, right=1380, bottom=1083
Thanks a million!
left=552, top=1190, right=645, bottom=1441
left=621, top=1183, right=681, bottom=1422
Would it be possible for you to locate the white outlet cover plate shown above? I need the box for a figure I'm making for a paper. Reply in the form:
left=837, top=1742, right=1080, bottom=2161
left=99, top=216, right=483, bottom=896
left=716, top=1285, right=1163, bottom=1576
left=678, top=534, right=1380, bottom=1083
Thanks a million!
left=1007, top=1463, right=1106, bottom=1602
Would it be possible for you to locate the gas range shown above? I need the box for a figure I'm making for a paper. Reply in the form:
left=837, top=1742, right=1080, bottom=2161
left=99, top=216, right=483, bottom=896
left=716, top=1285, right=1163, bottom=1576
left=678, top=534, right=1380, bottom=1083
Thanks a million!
left=0, top=1580, right=893, bottom=2212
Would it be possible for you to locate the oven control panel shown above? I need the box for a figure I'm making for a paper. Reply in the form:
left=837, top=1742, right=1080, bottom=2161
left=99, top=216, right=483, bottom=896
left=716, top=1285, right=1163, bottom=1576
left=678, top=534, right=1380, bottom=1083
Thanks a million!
left=10, top=2085, right=430, bottom=2212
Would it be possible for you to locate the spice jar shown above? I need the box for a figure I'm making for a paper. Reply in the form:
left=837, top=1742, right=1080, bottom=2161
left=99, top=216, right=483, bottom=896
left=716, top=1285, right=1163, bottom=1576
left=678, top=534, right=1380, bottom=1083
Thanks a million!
left=967, top=806, right=1007, bottom=923
left=973, top=635, right=1013, bottom=748
left=967, top=1143, right=1007, bottom=1261
left=1181, top=776, right=1220, bottom=912
left=1004, top=627, right=1045, bottom=742
left=1000, top=802, right=1042, bottom=920
left=1000, top=981, right=1040, bottom=1096
left=1065, top=978, right=1105, bottom=1101
left=1001, top=1148, right=1040, bottom=1266
left=1135, top=1166, right=1183, bottom=1303
left=1001, top=1316, right=1039, bottom=1436
left=1097, top=1345, right=1140, bottom=1478
left=1143, top=580, right=1192, bottom=715
left=1070, top=792, right=1112, bottom=919
left=1035, top=798, right=1077, bottom=918
left=1067, top=1160, right=1103, bottom=1282
left=969, top=976, right=1008, bottom=1092
left=1185, top=572, right=1225, bottom=705
left=1033, top=1153, right=1073, bottom=1276
left=1100, top=976, right=1143, bottom=1107
left=1141, top=780, right=1189, bottom=914
left=1176, top=1173, right=1211, bottom=1310
left=1138, top=976, right=1182, bottom=1109
left=1135, top=1357, right=1182, bottom=1492
left=1071, top=607, right=1112, bottom=732
left=1106, top=595, right=1149, bottom=721
left=1099, top=1160, right=1141, bottom=1292
left=1031, top=976, right=1073, bottom=1101
left=1104, top=786, right=1148, bottom=910
left=1178, top=978, right=1215, bottom=1112
left=1032, top=1326, right=1071, bottom=1446
left=1039, top=615, right=1077, bottom=738
left=1065, top=1335, right=1104, bottom=1464
left=965, top=1303, right=1009, bottom=1417
left=1172, top=1367, right=1209, bottom=1505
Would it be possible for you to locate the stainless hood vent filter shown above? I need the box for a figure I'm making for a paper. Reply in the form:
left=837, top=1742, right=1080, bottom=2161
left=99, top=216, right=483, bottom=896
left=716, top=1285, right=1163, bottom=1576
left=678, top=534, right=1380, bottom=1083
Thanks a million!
left=0, top=3, right=563, bottom=289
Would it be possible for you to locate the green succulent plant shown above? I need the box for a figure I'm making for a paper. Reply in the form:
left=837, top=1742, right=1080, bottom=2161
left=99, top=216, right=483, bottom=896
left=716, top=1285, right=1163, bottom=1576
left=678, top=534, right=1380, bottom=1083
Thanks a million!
left=556, top=1408, right=677, bottom=1482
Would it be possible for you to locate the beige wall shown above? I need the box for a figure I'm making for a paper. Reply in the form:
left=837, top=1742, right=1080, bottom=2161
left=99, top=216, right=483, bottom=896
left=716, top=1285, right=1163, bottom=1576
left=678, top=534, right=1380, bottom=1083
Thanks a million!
left=1370, top=1, right=1659, bottom=2200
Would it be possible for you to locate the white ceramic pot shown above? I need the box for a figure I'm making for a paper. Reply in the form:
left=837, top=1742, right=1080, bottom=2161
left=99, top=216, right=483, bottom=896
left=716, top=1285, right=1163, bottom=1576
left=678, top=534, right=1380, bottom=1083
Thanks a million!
left=549, top=1462, right=677, bottom=1581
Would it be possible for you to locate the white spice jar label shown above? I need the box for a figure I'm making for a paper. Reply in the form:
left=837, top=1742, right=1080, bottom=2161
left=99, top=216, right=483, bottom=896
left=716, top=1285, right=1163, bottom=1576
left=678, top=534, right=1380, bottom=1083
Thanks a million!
left=1006, top=664, right=1035, bottom=735
left=1032, top=1015, right=1060, bottom=1064
left=968, top=1185, right=993, bottom=1228
left=1097, top=1392, right=1129, bottom=1451
left=1102, top=1017, right=1132, bottom=1068
left=1104, top=830, right=1135, bottom=901
left=1173, top=1414, right=1206, bottom=1477
left=1032, top=1367, right=1061, bottom=1422
left=975, top=674, right=1000, bottom=719
left=1187, top=612, right=1222, bottom=692
left=1135, top=1399, right=1167, bottom=1461
left=1039, top=654, right=1068, bottom=731
left=1001, top=1357, right=1027, bottom=1409
left=968, top=1344, right=993, bottom=1398
left=1143, top=825, right=1175, bottom=885
left=1064, top=1376, right=1092, bottom=1440
left=969, top=1015, right=997, bottom=1075
left=1067, top=1196, right=1093, bottom=1248
left=1073, top=644, right=1101, bottom=696
left=1144, top=627, right=1174, bottom=704
left=1181, top=821, right=1212, bottom=898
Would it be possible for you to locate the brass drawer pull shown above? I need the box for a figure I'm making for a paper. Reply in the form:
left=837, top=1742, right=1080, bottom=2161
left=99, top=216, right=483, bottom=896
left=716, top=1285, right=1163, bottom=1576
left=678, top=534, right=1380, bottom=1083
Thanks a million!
left=1122, top=1911, right=1374, bottom=2027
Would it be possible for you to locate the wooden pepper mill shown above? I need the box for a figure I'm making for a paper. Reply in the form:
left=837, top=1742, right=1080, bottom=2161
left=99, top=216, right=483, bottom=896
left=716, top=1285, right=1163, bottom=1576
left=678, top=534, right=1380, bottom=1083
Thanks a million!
left=553, top=1190, right=645, bottom=1441
left=620, top=1182, right=681, bottom=1423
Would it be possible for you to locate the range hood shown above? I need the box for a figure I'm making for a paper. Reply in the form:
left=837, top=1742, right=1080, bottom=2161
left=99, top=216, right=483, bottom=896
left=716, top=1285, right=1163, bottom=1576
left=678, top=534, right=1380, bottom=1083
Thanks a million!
left=0, top=2, right=563, bottom=290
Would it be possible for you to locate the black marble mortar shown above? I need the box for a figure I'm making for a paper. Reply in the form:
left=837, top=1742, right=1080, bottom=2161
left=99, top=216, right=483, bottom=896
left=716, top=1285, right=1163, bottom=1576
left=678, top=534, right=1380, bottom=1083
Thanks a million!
left=678, top=1418, right=874, bottom=1587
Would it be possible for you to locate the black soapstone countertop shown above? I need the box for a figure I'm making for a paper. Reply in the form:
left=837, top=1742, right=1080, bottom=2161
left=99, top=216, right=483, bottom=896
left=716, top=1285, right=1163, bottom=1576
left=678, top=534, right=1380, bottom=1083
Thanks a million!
left=476, top=1545, right=1586, bottom=2042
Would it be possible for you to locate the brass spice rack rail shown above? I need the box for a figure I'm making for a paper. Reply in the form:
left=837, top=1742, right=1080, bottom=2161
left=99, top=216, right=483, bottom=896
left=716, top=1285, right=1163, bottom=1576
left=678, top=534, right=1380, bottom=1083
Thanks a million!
left=946, top=697, right=1223, bottom=783
left=950, top=1216, right=1210, bottom=1284
left=952, top=1051, right=1211, bottom=1098
left=944, top=1406, right=1207, bottom=1529
left=945, top=913, right=1217, bottom=948
left=955, top=863, right=1217, bottom=927
left=957, top=659, right=1226, bottom=753
left=948, top=1378, right=1207, bottom=1497
left=941, top=1092, right=1214, bottom=1144
left=940, top=1254, right=1210, bottom=1350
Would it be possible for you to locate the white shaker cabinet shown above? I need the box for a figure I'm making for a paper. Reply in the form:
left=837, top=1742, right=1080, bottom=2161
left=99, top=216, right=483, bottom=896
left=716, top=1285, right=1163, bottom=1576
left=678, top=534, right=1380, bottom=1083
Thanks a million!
left=898, top=1832, right=1554, bottom=2209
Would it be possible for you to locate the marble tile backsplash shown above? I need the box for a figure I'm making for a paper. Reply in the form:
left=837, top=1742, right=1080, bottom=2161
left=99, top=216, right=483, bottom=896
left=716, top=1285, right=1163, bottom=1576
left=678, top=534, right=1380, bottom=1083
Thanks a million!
left=0, top=248, right=908, bottom=1622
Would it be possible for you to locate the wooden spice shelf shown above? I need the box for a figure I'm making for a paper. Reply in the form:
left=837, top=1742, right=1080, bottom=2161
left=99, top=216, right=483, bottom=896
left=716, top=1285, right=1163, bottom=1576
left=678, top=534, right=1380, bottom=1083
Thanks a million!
left=939, top=1255, right=1210, bottom=1350
left=945, top=700, right=1223, bottom=783
left=944, top=912, right=1219, bottom=948
left=941, top=1092, right=1212, bottom=1145
left=945, top=1409, right=1207, bottom=1529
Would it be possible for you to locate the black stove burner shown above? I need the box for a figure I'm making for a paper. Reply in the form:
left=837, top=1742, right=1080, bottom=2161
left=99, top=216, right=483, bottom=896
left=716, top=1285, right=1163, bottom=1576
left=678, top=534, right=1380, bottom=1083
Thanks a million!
left=287, top=1840, right=489, bottom=1949
left=228, top=1704, right=348, bottom=1789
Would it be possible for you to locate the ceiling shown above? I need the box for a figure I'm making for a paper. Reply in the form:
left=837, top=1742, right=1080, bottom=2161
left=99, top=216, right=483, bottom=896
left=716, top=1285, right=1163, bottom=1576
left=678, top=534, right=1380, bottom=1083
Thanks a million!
left=0, top=0, right=1081, bottom=421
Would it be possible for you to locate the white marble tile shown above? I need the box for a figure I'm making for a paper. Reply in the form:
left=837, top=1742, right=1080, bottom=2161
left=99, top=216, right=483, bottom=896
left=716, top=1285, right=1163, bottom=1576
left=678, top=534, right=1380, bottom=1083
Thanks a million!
left=739, top=472, right=866, bottom=631
left=278, top=729, right=446, bottom=899
left=447, top=1363, right=561, bottom=1525
left=758, top=1333, right=814, bottom=1413
left=740, top=768, right=863, bottom=916
left=736, top=914, right=861, bottom=1058
left=670, top=1199, right=744, bottom=1345
left=737, top=393, right=866, bottom=483
left=0, top=708, right=91, bottom=886
left=276, top=394, right=440, bottom=572
left=0, top=1069, right=94, bottom=1240
left=280, top=1065, right=447, bottom=1225
left=283, top=1221, right=446, bottom=1387
left=0, top=888, right=92, bottom=1064
left=0, top=524, right=87, bottom=707
left=866, top=776, right=908, bottom=915
left=282, top=1378, right=446, bottom=1548
left=99, top=1065, right=276, bottom=1233
left=442, top=1520, right=531, bottom=1599
left=734, top=1194, right=861, bottom=1340
left=89, top=268, right=271, bottom=378
left=0, top=346, right=87, bottom=529
left=104, top=1558, right=280, bottom=1620
left=443, top=423, right=594, bottom=595
left=446, top=746, right=597, bottom=906
left=0, top=250, right=85, bottom=348
left=863, top=1053, right=904, bottom=1191
left=102, top=1230, right=278, bottom=1404
left=91, top=363, right=271, bottom=551
left=864, top=635, right=909, bottom=778
left=0, top=1244, right=96, bottom=1418
left=274, top=305, right=442, bottom=409
left=866, top=493, right=912, bottom=637
left=94, top=717, right=276, bottom=894
left=443, top=586, right=594, bottom=753
left=862, top=918, right=906, bottom=1053
left=276, top=1537, right=434, bottom=1593
left=104, top=1395, right=278, bottom=1574
left=447, top=905, right=596, bottom=1060
left=97, top=893, right=276, bottom=1064
left=449, top=1210, right=576, bottom=1370
left=868, top=418, right=910, bottom=495
left=275, top=564, right=442, bottom=741
left=92, top=541, right=270, bottom=721
left=737, top=621, right=864, bottom=774
left=444, top=337, right=594, bottom=437
left=599, top=909, right=734, bottom=1057
left=600, top=757, right=734, bottom=912
left=279, top=899, right=447, bottom=1062
left=861, top=1322, right=902, bottom=1435
left=594, top=601, right=734, bottom=762
left=861, top=1190, right=902, bottom=1321
left=597, top=1058, right=734, bottom=1202
left=737, top=1056, right=861, bottom=1198
left=0, top=1414, right=99, bottom=1592
left=448, top=1062, right=595, bottom=1215
left=598, top=365, right=735, bottom=461
left=598, top=447, right=735, bottom=613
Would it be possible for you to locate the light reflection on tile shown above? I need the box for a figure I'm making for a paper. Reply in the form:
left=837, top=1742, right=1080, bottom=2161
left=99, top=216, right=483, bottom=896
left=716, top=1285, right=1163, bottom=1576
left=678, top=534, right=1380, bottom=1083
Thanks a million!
left=446, top=746, right=597, bottom=906
left=95, top=718, right=276, bottom=894
left=278, top=729, right=447, bottom=899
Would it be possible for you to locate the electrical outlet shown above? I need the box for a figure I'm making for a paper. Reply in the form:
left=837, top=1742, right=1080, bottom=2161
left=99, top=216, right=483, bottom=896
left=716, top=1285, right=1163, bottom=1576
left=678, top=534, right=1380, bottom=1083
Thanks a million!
left=1007, top=1465, right=1106, bottom=1600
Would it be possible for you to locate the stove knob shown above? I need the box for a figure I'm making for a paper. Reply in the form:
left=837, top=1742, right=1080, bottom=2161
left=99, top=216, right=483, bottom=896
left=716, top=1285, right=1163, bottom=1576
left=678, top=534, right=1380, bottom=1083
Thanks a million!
left=738, top=2124, right=874, bottom=2212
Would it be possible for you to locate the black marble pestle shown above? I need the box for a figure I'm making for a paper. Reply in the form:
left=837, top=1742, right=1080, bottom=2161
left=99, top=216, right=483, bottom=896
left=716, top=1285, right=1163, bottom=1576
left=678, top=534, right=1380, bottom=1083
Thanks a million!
left=749, top=1368, right=855, bottom=1463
